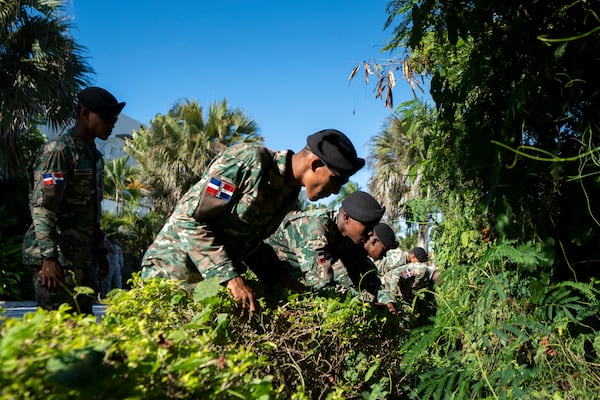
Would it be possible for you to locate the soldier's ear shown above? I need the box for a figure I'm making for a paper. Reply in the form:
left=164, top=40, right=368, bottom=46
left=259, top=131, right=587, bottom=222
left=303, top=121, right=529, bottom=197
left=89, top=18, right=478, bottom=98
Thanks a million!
left=342, top=210, right=352, bottom=224
left=310, top=157, right=326, bottom=173
left=79, top=106, right=92, bottom=120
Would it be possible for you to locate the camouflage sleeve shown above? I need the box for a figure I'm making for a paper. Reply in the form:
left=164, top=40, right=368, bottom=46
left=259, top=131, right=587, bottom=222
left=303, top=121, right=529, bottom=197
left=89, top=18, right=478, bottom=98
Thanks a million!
left=95, top=156, right=106, bottom=251
left=381, top=267, right=403, bottom=302
left=29, top=143, right=70, bottom=258
left=297, top=241, right=332, bottom=288
left=297, top=219, right=335, bottom=288
left=177, top=145, right=260, bottom=282
left=187, top=145, right=257, bottom=222
left=375, top=276, right=394, bottom=304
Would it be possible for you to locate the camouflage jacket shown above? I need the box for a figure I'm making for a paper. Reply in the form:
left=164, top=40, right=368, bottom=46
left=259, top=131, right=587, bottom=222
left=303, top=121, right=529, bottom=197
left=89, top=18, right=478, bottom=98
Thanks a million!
left=266, top=208, right=392, bottom=303
left=141, top=143, right=300, bottom=284
left=375, top=248, right=409, bottom=275
left=377, top=252, right=438, bottom=303
left=22, top=129, right=105, bottom=268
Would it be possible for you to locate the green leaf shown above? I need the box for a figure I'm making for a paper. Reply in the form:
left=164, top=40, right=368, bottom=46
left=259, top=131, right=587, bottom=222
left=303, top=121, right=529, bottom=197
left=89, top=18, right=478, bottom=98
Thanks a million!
left=193, top=277, right=221, bottom=303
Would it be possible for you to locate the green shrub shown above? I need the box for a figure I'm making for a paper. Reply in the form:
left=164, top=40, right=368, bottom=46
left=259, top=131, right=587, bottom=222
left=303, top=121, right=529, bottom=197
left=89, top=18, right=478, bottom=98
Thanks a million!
left=401, top=240, right=600, bottom=399
left=0, top=275, right=412, bottom=399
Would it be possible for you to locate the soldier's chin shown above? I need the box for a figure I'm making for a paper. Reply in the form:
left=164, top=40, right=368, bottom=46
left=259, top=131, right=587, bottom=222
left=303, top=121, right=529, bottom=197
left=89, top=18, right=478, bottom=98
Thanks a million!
left=306, top=191, right=322, bottom=201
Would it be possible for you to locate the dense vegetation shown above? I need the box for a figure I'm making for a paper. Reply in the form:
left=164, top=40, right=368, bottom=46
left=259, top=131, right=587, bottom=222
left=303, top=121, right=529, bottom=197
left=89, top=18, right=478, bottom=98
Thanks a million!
left=353, top=0, right=600, bottom=397
left=1, top=276, right=415, bottom=399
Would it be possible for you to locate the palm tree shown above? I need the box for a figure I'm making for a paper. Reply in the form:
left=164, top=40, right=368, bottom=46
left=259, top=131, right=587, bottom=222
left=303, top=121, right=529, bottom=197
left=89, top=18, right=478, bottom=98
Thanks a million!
left=0, top=0, right=92, bottom=179
left=368, top=100, right=435, bottom=247
left=326, top=181, right=361, bottom=210
left=104, top=156, right=143, bottom=214
left=124, top=99, right=262, bottom=218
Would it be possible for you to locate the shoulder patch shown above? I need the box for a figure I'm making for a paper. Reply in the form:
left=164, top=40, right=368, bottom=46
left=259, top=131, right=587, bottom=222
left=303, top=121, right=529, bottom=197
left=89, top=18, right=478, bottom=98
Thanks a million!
left=316, top=249, right=332, bottom=265
left=206, top=176, right=236, bottom=201
left=42, top=172, right=65, bottom=186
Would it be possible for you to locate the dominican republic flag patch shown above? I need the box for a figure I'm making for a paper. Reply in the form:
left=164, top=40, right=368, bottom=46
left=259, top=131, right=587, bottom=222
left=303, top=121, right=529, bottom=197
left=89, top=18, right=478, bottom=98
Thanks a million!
left=404, top=268, right=413, bottom=278
left=206, top=177, right=235, bottom=201
left=42, top=172, right=65, bottom=186
left=317, top=249, right=331, bottom=265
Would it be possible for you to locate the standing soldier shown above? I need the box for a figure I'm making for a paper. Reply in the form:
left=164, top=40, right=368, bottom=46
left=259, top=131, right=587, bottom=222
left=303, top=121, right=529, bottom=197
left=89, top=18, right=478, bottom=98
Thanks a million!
left=141, top=129, right=365, bottom=312
left=23, top=87, right=125, bottom=314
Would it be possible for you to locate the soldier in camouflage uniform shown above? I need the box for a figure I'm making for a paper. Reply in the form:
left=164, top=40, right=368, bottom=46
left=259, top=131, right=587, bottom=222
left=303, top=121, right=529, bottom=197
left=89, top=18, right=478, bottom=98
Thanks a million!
left=141, top=129, right=365, bottom=312
left=362, top=223, right=399, bottom=262
left=377, top=247, right=439, bottom=306
left=262, top=191, right=395, bottom=306
left=329, top=222, right=399, bottom=312
left=22, top=87, right=125, bottom=314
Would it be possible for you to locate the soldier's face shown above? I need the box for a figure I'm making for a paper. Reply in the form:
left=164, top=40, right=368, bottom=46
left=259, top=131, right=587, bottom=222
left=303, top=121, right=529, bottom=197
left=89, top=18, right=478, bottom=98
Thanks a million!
left=89, top=110, right=118, bottom=140
left=305, top=161, right=347, bottom=201
left=365, top=237, right=387, bottom=260
left=342, top=215, right=372, bottom=244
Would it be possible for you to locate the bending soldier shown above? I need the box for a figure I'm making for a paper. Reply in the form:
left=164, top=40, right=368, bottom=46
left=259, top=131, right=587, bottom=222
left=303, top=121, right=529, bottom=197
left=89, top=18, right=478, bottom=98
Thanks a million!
left=141, top=129, right=365, bottom=311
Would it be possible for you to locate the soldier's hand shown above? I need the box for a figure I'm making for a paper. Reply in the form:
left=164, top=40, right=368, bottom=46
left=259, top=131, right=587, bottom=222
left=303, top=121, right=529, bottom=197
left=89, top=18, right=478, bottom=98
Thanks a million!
left=41, top=258, right=64, bottom=291
left=97, top=253, right=109, bottom=281
left=226, top=276, right=258, bottom=312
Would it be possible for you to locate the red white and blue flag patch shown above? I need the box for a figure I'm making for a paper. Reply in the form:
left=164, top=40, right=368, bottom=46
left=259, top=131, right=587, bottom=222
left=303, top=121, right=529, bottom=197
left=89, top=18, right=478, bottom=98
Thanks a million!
left=404, top=268, right=414, bottom=278
left=317, top=249, right=332, bottom=265
left=42, top=172, right=65, bottom=186
left=206, top=177, right=235, bottom=201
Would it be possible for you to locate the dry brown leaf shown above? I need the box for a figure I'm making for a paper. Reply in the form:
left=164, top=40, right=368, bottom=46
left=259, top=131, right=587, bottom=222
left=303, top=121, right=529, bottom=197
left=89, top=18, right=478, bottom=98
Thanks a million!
left=376, top=77, right=385, bottom=99
left=388, top=70, right=396, bottom=89
left=348, top=64, right=360, bottom=81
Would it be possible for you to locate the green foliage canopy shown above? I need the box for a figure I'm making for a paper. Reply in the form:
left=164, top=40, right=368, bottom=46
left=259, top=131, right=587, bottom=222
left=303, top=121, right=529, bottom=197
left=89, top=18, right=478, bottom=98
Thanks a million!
left=383, top=0, right=600, bottom=278
left=0, top=0, right=92, bottom=178
left=124, top=99, right=262, bottom=218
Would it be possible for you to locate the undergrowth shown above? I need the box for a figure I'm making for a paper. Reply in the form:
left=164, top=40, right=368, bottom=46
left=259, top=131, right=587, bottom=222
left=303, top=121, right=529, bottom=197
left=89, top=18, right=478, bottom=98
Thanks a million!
left=401, top=240, right=600, bottom=399
left=0, top=275, right=411, bottom=399
left=1, top=239, right=599, bottom=399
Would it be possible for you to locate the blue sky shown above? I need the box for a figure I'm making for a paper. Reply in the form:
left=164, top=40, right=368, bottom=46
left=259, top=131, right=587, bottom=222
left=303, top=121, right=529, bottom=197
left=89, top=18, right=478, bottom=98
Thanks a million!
left=65, top=0, right=416, bottom=188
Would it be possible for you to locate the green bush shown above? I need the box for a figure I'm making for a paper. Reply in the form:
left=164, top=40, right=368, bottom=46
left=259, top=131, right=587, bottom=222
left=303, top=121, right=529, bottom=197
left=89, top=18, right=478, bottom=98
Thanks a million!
left=4, top=242, right=597, bottom=399
left=401, top=240, right=600, bottom=399
left=0, top=275, right=411, bottom=399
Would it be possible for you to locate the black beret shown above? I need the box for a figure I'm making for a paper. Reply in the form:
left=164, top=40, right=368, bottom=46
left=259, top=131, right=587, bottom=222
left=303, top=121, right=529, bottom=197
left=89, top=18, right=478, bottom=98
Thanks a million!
left=411, top=247, right=428, bottom=262
left=341, top=191, right=385, bottom=225
left=306, top=129, right=365, bottom=177
left=77, top=86, right=126, bottom=115
left=373, top=223, right=399, bottom=249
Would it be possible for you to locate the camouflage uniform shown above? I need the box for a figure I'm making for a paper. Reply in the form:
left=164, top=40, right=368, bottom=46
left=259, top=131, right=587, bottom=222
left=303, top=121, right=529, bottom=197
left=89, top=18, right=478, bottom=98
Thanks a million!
left=376, top=249, right=438, bottom=304
left=265, top=208, right=392, bottom=303
left=141, top=143, right=300, bottom=285
left=22, top=128, right=106, bottom=313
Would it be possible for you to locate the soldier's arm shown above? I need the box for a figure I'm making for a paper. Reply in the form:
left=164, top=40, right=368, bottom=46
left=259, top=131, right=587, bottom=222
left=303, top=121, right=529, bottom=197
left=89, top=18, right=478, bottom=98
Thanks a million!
left=187, top=145, right=253, bottom=222
left=179, top=146, right=256, bottom=281
left=383, top=267, right=403, bottom=302
left=302, top=237, right=335, bottom=289
left=30, top=145, right=69, bottom=259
